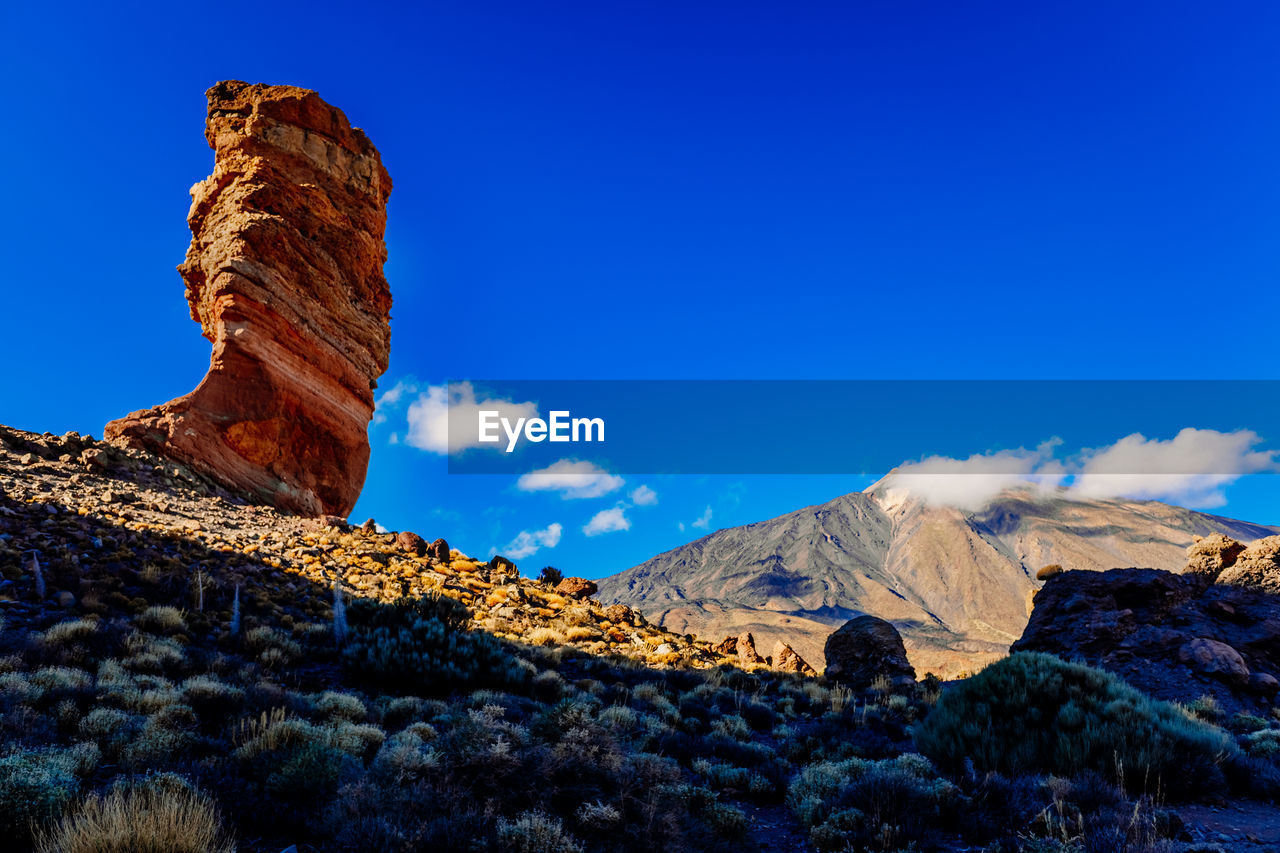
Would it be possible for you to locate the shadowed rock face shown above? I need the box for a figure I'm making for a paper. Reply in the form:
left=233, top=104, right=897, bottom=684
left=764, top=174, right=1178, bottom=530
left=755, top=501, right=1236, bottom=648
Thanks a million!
left=106, top=81, right=392, bottom=516
left=1012, top=566, right=1280, bottom=713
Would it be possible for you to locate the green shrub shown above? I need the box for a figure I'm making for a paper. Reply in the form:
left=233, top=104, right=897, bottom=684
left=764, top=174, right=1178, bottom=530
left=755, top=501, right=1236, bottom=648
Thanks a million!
left=0, top=744, right=99, bottom=839
left=314, top=690, right=367, bottom=722
left=496, top=810, right=583, bottom=853
left=913, top=653, right=1236, bottom=796
left=702, top=801, right=749, bottom=840
left=787, top=754, right=957, bottom=851
left=1245, top=729, right=1280, bottom=758
left=180, top=675, right=245, bottom=723
left=342, top=596, right=521, bottom=692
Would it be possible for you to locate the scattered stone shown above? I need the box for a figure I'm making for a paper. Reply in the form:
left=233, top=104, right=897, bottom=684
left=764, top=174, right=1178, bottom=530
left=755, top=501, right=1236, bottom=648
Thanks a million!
left=604, top=604, right=634, bottom=624
left=824, top=615, right=917, bottom=690
left=1179, top=638, right=1250, bottom=685
left=555, top=577, right=598, bottom=600
left=396, top=531, right=427, bottom=556
left=361, top=518, right=378, bottom=532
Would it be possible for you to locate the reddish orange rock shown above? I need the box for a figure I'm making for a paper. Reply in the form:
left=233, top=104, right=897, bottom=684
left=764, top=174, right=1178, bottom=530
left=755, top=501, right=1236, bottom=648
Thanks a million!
left=105, top=81, right=392, bottom=516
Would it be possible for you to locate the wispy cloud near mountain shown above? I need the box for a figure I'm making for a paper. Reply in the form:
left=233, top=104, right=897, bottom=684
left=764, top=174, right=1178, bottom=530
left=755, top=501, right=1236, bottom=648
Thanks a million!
left=879, top=428, right=1278, bottom=510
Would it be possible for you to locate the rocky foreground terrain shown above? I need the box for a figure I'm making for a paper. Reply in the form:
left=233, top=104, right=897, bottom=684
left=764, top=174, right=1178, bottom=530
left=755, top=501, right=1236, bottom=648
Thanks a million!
left=7, top=423, right=1280, bottom=851
left=600, top=483, right=1278, bottom=678
left=0, top=424, right=736, bottom=672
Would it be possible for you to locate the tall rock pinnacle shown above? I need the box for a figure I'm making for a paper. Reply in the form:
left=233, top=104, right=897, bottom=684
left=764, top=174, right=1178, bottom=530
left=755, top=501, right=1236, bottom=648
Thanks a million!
left=106, top=81, right=393, bottom=516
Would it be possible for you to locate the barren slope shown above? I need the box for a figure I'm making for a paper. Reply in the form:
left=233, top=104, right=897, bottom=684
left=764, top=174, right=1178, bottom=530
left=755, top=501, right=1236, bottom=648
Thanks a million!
left=597, top=485, right=1277, bottom=677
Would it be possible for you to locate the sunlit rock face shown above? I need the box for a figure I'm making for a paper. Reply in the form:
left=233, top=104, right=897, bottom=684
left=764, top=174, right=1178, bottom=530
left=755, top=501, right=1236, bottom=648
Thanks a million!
left=107, top=81, right=393, bottom=516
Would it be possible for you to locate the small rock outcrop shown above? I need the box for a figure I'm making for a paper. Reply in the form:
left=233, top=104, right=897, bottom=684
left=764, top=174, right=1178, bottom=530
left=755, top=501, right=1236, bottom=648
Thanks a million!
left=1216, top=536, right=1280, bottom=592
left=430, top=538, right=451, bottom=564
left=772, top=642, right=816, bottom=676
left=105, top=81, right=393, bottom=517
left=1184, top=533, right=1248, bottom=579
left=735, top=632, right=766, bottom=666
left=1013, top=566, right=1280, bottom=712
left=823, top=615, right=916, bottom=690
left=555, top=577, right=598, bottom=600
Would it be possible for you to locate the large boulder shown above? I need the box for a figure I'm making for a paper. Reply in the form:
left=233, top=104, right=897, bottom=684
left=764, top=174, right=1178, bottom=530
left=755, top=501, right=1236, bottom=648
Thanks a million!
left=1013, top=566, right=1280, bottom=713
left=823, top=615, right=916, bottom=690
left=396, top=531, right=427, bottom=557
left=105, top=81, right=393, bottom=517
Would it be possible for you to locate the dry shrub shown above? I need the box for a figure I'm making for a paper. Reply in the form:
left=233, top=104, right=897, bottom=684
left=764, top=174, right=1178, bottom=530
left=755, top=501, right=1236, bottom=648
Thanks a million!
left=35, top=781, right=235, bottom=853
left=1036, top=564, right=1064, bottom=581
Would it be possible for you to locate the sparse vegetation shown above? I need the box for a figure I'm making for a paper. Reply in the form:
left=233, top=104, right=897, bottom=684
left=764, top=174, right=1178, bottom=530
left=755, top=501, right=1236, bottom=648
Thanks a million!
left=914, top=652, right=1238, bottom=797
left=0, top=429, right=1264, bottom=852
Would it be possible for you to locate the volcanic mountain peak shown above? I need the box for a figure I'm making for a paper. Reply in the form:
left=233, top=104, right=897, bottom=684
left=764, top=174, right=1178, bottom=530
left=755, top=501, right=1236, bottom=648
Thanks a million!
left=598, top=486, right=1278, bottom=677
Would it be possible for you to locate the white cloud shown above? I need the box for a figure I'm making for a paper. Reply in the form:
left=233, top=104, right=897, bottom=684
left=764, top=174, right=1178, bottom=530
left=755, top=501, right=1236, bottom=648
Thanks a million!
left=584, top=507, right=631, bottom=536
left=1070, top=428, right=1277, bottom=507
left=517, top=459, right=625, bottom=499
left=877, top=428, right=1277, bottom=511
left=691, top=505, right=713, bottom=529
left=405, top=382, right=539, bottom=454
left=630, top=485, right=658, bottom=506
left=372, top=379, right=418, bottom=425
left=503, top=522, right=563, bottom=559
left=880, top=443, right=1062, bottom=512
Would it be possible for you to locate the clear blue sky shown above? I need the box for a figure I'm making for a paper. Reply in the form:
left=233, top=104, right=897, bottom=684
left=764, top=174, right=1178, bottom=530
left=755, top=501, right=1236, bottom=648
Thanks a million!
left=1, top=2, right=1277, bottom=577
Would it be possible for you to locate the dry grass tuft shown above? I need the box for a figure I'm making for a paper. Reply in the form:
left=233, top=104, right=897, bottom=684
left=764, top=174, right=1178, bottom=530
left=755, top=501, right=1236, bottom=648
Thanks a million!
left=34, top=782, right=235, bottom=853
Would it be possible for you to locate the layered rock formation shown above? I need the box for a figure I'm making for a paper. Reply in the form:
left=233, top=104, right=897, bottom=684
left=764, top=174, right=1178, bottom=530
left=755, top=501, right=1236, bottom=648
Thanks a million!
left=599, top=484, right=1278, bottom=677
left=106, top=81, right=393, bottom=517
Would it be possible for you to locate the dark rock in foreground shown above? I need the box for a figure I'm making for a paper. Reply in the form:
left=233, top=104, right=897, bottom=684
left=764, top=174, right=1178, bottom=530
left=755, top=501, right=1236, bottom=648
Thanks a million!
left=824, top=615, right=916, bottom=690
left=1013, top=567, right=1280, bottom=713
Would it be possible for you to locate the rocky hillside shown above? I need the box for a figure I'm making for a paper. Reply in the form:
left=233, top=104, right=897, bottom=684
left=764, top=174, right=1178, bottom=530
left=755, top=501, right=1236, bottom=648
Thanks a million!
left=598, top=484, right=1277, bottom=677
left=0, top=424, right=732, bottom=672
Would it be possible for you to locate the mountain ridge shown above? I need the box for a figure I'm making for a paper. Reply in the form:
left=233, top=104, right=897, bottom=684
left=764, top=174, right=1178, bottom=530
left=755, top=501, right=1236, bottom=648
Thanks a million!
left=597, top=486, right=1279, bottom=677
